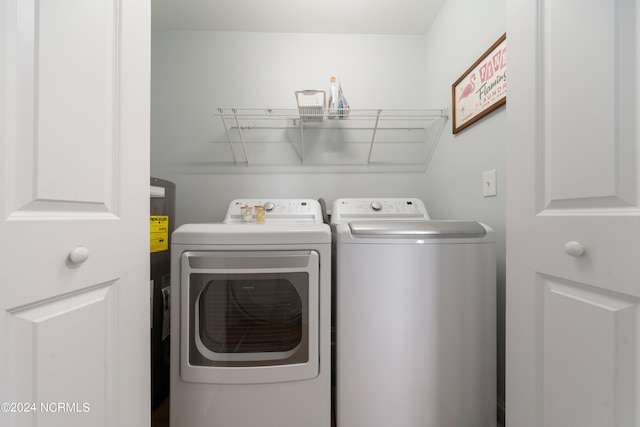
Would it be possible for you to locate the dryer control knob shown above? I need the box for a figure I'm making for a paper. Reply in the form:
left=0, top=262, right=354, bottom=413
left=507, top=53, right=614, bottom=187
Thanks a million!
left=264, top=202, right=276, bottom=212
left=370, top=201, right=383, bottom=211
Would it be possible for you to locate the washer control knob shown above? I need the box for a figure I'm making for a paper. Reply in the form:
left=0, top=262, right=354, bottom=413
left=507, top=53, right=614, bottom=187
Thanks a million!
left=370, top=201, right=383, bottom=211
left=68, top=246, right=90, bottom=264
left=264, top=202, right=276, bottom=212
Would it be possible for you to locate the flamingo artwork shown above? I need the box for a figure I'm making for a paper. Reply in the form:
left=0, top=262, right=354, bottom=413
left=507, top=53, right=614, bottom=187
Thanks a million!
left=458, top=73, right=477, bottom=102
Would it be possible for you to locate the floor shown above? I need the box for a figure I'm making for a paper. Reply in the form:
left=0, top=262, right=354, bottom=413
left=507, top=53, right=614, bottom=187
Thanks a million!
left=152, top=397, right=169, bottom=427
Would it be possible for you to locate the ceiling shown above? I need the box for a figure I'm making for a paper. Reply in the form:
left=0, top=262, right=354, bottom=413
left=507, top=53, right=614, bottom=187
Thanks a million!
left=151, top=0, right=447, bottom=34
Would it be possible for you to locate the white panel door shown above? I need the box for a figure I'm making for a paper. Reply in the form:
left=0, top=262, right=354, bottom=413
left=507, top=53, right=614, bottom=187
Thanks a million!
left=0, top=0, right=150, bottom=426
left=506, top=1, right=640, bottom=426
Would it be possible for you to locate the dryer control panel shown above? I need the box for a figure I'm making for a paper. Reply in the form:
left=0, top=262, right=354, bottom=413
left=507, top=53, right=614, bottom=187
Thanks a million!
left=330, top=198, right=430, bottom=223
left=225, top=199, right=324, bottom=224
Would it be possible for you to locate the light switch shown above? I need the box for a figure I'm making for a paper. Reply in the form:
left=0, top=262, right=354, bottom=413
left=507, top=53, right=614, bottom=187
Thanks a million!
left=483, top=170, right=497, bottom=197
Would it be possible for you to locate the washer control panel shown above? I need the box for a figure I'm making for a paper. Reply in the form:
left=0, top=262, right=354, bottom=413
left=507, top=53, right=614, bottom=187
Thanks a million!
left=224, top=199, right=323, bottom=223
left=331, top=198, right=430, bottom=223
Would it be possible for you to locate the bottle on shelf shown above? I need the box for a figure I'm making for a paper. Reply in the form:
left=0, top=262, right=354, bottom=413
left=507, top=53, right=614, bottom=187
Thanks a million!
left=328, top=76, right=337, bottom=118
left=337, top=80, right=350, bottom=118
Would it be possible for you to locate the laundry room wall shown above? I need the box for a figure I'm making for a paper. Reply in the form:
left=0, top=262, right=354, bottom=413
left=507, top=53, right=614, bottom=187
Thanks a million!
left=151, top=31, right=431, bottom=225
left=421, top=0, right=506, bottom=414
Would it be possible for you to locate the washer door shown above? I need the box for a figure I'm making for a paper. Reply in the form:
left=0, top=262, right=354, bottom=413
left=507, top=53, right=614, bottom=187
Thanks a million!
left=180, top=250, right=320, bottom=384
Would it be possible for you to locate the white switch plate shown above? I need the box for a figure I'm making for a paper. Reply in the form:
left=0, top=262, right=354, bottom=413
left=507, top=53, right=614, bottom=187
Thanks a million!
left=483, top=169, right=497, bottom=197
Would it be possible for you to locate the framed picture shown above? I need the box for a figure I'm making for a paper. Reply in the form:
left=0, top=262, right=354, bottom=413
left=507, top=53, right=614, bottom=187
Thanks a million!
left=452, top=33, right=506, bottom=134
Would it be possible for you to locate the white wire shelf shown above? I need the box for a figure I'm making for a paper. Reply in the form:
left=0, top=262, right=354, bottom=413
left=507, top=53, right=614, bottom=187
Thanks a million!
left=215, top=107, right=448, bottom=121
left=214, top=107, right=449, bottom=167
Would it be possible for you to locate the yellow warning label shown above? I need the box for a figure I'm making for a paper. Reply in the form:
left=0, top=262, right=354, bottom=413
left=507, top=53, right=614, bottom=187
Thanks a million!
left=150, top=216, right=169, bottom=253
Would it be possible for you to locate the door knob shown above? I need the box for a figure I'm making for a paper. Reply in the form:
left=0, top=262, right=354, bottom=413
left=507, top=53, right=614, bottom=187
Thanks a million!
left=68, top=246, right=90, bottom=264
left=564, top=241, right=586, bottom=257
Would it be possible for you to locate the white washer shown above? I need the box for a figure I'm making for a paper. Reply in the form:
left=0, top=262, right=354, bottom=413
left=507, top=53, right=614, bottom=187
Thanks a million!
left=171, top=199, right=331, bottom=427
left=331, top=198, right=496, bottom=427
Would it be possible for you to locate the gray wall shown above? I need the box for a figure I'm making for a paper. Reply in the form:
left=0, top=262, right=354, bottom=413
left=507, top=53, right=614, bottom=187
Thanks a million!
left=151, top=0, right=506, bottom=409
left=422, top=0, right=506, bottom=409
left=151, top=31, right=431, bottom=224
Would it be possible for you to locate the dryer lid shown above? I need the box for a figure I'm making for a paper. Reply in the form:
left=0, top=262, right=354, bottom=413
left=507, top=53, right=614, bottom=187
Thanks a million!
left=348, top=220, right=487, bottom=238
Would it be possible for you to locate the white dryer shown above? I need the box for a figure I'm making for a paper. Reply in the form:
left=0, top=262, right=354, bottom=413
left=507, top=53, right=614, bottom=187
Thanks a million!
left=331, top=198, right=496, bottom=427
left=171, top=199, right=331, bottom=427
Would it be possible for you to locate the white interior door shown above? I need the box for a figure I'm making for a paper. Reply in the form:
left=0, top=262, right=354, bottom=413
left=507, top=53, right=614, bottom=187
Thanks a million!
left=506, top=1, right=640, bottom=426
left=0, top=0, right=150, bottom=426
